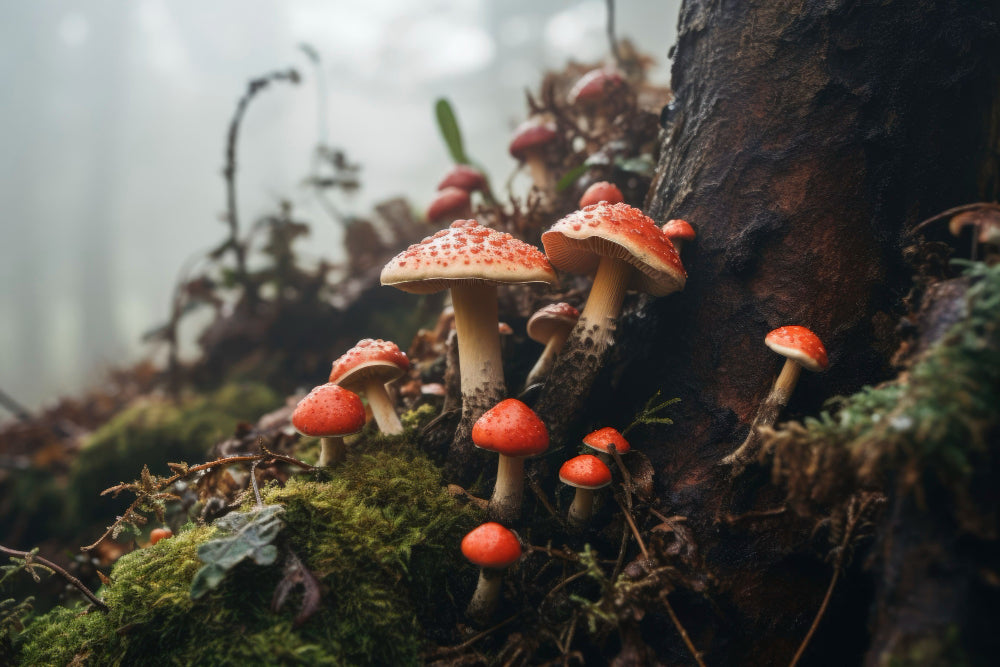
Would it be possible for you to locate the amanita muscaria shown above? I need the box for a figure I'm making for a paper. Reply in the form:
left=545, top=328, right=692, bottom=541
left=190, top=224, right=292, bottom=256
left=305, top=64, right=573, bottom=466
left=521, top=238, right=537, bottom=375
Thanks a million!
left=426, top=186, right=473, bottom=224
left=381, top=220, right=556, bottom=449
left=461, top=522, right=522, bottom=623
left=438, top=164, right=488, bottom=194
left=559, top=454, right=612, bottom=527
left=661, top=219, right=696, bottom=254
left=579, top=181, right=624, bottom=208
left=523, top=302, right=580, bottom=389
left=568, top=68, right=625, bottom=134
left=329, top=339, right=409, bottom=435
left=472, top=398, right=549, bottom=524
left=582, top=426, right=630, bottom=462
left=723, top=325, right=830, bottom=471
left=509, top=118, right=558, bottom=191
left=291, top=383, right=366, bottom=466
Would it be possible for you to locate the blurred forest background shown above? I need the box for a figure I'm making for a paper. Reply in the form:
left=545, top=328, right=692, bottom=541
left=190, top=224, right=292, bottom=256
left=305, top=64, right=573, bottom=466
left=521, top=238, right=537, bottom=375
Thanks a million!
left=0, top=0, right=678, bottom=415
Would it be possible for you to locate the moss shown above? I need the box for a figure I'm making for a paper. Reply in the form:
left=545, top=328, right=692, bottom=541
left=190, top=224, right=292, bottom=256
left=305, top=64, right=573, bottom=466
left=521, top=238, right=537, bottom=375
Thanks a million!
left=67, top=383, right=280, bottom=525
left=17, top=433, right=478, bottom=665
left=884, top=625, right=969, bottom=667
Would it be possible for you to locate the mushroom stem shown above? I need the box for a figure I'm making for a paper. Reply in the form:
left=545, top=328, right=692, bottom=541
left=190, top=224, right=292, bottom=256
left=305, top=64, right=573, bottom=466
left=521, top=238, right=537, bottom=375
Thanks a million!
left=723, top=359, right=803, bottom=470
left=364, top=376, right=403, bottom=435
left=490, top=454, right=525, bottom=524
left=524, top=329, right=572, bottom=388
left=451, top=282, right=506, bottom=442
left=578, top=254, right=632, bottom=350
left=318, top=436, right=346, bottom=467
left=525, top=155, right=552, bottom=192
left=567, top=488, right=595, bottom=527
left=466, top=568, right=503, bottom=623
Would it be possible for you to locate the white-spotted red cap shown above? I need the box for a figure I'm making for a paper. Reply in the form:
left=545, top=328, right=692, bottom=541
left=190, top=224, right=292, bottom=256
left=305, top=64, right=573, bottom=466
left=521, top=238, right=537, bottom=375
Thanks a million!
left=764, top=326, right=829, bottom=372
left=329, top=339, right=410, bottom=389
left=472, top=398, right=549, bottom=458
left=461, top=522, right=522, bottom=569
left=582, top=427, right=630, bottom=455
left=661, top=219, right=696, bottom=242
left=568, top=68, right=624, bottom=105
left=559, top=454, right=612, bottom=490
left=542, top=202, right=686, bottom=296
left=291, top=384, right=366, bottom=437
left=426, top=187, right=471, bottom=223
left=579, top=181, right=624, bottom=208
left=509, top=119, right=558, bottom=160
left=438, top=164, right=487, bottom=193
left=526, top=302, right=580, bottom=344
left=381, top=220, right=557, bottom=294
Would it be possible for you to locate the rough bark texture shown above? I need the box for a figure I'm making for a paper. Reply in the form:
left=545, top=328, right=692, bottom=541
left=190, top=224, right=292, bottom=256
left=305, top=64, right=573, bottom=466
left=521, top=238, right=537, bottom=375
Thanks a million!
left=562, top=1, right=1000, bottom=663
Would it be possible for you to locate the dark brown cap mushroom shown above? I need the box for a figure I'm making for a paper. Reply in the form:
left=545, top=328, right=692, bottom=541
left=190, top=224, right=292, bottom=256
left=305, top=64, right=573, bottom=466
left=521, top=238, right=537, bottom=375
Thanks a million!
left=438, top=164, right=488, bottom=193
left=509, top=118, right=558, bottom=191
left=426, top=186, right=473, bottom=223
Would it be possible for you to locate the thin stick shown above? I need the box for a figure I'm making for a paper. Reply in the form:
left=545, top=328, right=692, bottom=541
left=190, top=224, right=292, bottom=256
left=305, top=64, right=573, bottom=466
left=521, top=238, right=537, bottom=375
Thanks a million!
left=425, top=614, right=518, bottom=658
left=615, top=495, right=649, bottom=560
left=1, top=545, right=108, bottom=612
left=541, top=569, right=590, bottom=607
left=659, top=590, right=706, bottom=667
left=605, top=0, right=623, bottom=70
left=0, top=387, right=33, bottom=422
left=529, top=477, right=561, bottom=520
left=788, top=565, right=841, bottom=667
left=906, top=201, right=1000, bottom=236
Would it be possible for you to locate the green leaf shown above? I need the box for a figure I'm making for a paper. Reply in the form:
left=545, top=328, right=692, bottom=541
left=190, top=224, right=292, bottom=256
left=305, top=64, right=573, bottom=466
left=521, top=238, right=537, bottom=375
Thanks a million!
left=434, top=98, right=468, bottom=164
left=190, top=505, right=285, bottom=599
left=556, top=163, right=589, bottom=192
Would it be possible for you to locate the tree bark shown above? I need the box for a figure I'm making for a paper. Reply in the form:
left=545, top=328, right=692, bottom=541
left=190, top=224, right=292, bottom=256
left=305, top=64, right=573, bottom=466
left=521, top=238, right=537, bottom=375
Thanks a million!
left=571, top=0, right=1000, bottom=663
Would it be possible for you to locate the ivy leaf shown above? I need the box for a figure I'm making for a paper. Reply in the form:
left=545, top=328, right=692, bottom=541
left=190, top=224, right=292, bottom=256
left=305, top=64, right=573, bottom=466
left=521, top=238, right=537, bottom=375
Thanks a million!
left=435, top=98, right=469, bottom=165
left=190, top=505, right=285, bottom=600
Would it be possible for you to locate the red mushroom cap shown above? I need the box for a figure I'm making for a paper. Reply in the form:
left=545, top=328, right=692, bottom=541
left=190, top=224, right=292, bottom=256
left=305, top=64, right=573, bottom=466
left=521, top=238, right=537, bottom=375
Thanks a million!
left=559, top=454, right=612, bottom=490
left=764, top=326, right=829, bottom=372
left=472, top=398, right=549, bottom=458
left=509, top=119, right=558, bottom=160
left=661, top=219, right=696, bottom=242
left=291, top=384, right=366, bottom=437
left=461, top=522, right=522, bottom=569
left=582, top=427, right=630, bottom=455
left=150, top=528, right=173, bottom=545
left=381, top=219, right=557, bottom=294
left=526, top=302, right=580, bottom=344
left=329, top=339, right=410, bottom=389
left=579, top=181, right=624, bottom=208
left=568, top=68, right=624, bottom=105
left=438, top=164, right=488, bottom=193
left=542, top=202, right=686, bottom=297
left=426, top=187, right=472, bottom=223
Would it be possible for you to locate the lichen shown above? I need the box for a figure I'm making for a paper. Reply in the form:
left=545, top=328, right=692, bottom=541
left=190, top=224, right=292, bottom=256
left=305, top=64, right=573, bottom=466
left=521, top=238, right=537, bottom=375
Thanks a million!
left=16, top=427, right=479, bottom=665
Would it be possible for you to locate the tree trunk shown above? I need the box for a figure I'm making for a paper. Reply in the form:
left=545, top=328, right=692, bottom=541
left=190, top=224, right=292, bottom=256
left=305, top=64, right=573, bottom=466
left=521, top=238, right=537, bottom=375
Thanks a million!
left=567, top=0, right=1000, bottom=663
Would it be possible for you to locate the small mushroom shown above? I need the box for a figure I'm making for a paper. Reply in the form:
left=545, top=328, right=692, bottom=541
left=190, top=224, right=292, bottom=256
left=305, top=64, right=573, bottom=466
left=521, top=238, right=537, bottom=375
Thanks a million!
left=661, top=219, right=696, bottom=254
left=524, top=302, right=580, bottom=389
left=722, top=326, right=830, bottom=471
left=438, top=164, right=488, bottom=193
left=579, top=181, right=624, bottom=208
left=426, top=186, right=473, bottom=224
left=461, top=522, right=522, bottom=623
left=329, top=339, right=410, bottom=435
left=582, top=426, right=630, bottom=464
left=291, top=383, right=366, bottom=466
left=568, top=68, right=625, bottom=134
left=559, top=454, right=612, bottom=527
left=150, top=528, right=173, bottom=545
left=509, top=119, right=558, bottom=191
left=472, top=398, right=550, bottom=523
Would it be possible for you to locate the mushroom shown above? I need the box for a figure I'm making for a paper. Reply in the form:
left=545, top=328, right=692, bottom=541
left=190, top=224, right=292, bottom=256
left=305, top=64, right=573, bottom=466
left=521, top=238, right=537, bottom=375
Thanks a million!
left=661, top=219, right=696, bottom=254
left=329, top=339, right=410, bottom=435
left=542, top=202, right=686, bottom=354
left=461, top=522, right=522, bottom=623
left=291, top=383, right=366, bottom=466
left=149, top=528, right=173, bottom=545
left=426, top=186, right=473, bottom=224
left=509, top=119, right=558, bottom=192
left=381, top=220, right=556, bottom=453
left=524, top=302, right=580, bottom=389
left=568, top=68, right=625, bottom=134
left=582, top=426, right=630, bottom=463
left=559, top=454, right=612, bottom=527
left=579, top=181, right=624, bottom=208
left=472, top=398, right=549, bottom=523
left=438, top=164, right=488, bottom=194
left=722, top=325, right=830, bottom=470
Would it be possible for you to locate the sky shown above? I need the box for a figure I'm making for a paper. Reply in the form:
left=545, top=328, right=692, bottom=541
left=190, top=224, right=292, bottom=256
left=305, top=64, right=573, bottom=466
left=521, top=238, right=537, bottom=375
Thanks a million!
left=0, top=0, right=679, bottom=415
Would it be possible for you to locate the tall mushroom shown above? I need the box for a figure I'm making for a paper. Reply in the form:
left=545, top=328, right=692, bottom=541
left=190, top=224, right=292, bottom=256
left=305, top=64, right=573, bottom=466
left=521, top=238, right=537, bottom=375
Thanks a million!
left=559, top=454, right=612, bottom=528
left=381, top=220, right=556, bottom=463
left=461, top=522, right=522, bottom=623
left=329, top=339, right=409, bottom=435
left=509, top=119, right=558, bottom=192
left=579, top=181, right=624, bottom=208
left=472, top=398, right=549, bottom=524
left=291, top=383, right=366, bottom=466
left=661, top=219, right=696, bottom=254
left=537, top=202, right=686, bottom=442
left=523, top=302, right=580, bottom=389
left=722, top=325, right=830, bottom=472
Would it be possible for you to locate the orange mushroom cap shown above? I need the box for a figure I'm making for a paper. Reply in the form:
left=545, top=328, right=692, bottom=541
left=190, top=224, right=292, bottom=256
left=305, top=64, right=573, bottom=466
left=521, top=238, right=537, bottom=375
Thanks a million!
left=559, top=454, right=612, bottom=490
left=461, top=522, right=522, bottom=569
left=438, top=164, right=488, bottom=193
left=472, top=398, right=549, bottom=458
left=661, top=219, right=696, bottom=242
left=579, top=181, right=624, bottom=208
left=329, top=339, right=410, bottom=388
left=526, top=302, right=580, bottom=344
left=150, top=528, right=173, bottom=545
left=582, top=426, right=630, bottom=455
left=764, top=326, right=829, bottom=372
left=291, top=384, right=366, bottom=437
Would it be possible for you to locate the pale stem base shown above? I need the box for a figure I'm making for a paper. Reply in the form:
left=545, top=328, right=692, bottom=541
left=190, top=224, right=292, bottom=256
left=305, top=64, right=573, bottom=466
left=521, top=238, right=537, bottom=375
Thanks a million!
left=466, top=568, right=503, bottom=624
left=723, top=359, right=803, bottom=470
left=451, top=282, right=506, bottom=433
left=318, top=436, right=345, bottom=467
left=365, top=377, right=403, bottom=435
left=578, top=254, right=632, bottom=351
left=567, top=488, right=595, bottom=528
left=490, top=454, right=525, bottom=524
left=524, top=329, right=572, bottom=388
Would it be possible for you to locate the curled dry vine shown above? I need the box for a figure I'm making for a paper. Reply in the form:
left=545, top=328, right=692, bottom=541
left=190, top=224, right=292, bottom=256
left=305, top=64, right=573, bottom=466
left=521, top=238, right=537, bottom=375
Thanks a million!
left=0, top=546, right=108, bottom=612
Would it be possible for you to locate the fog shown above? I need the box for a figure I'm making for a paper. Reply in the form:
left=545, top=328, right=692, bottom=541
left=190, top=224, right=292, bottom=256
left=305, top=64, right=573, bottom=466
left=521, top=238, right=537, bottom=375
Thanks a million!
left=0, top=0, right=678, bottom=414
